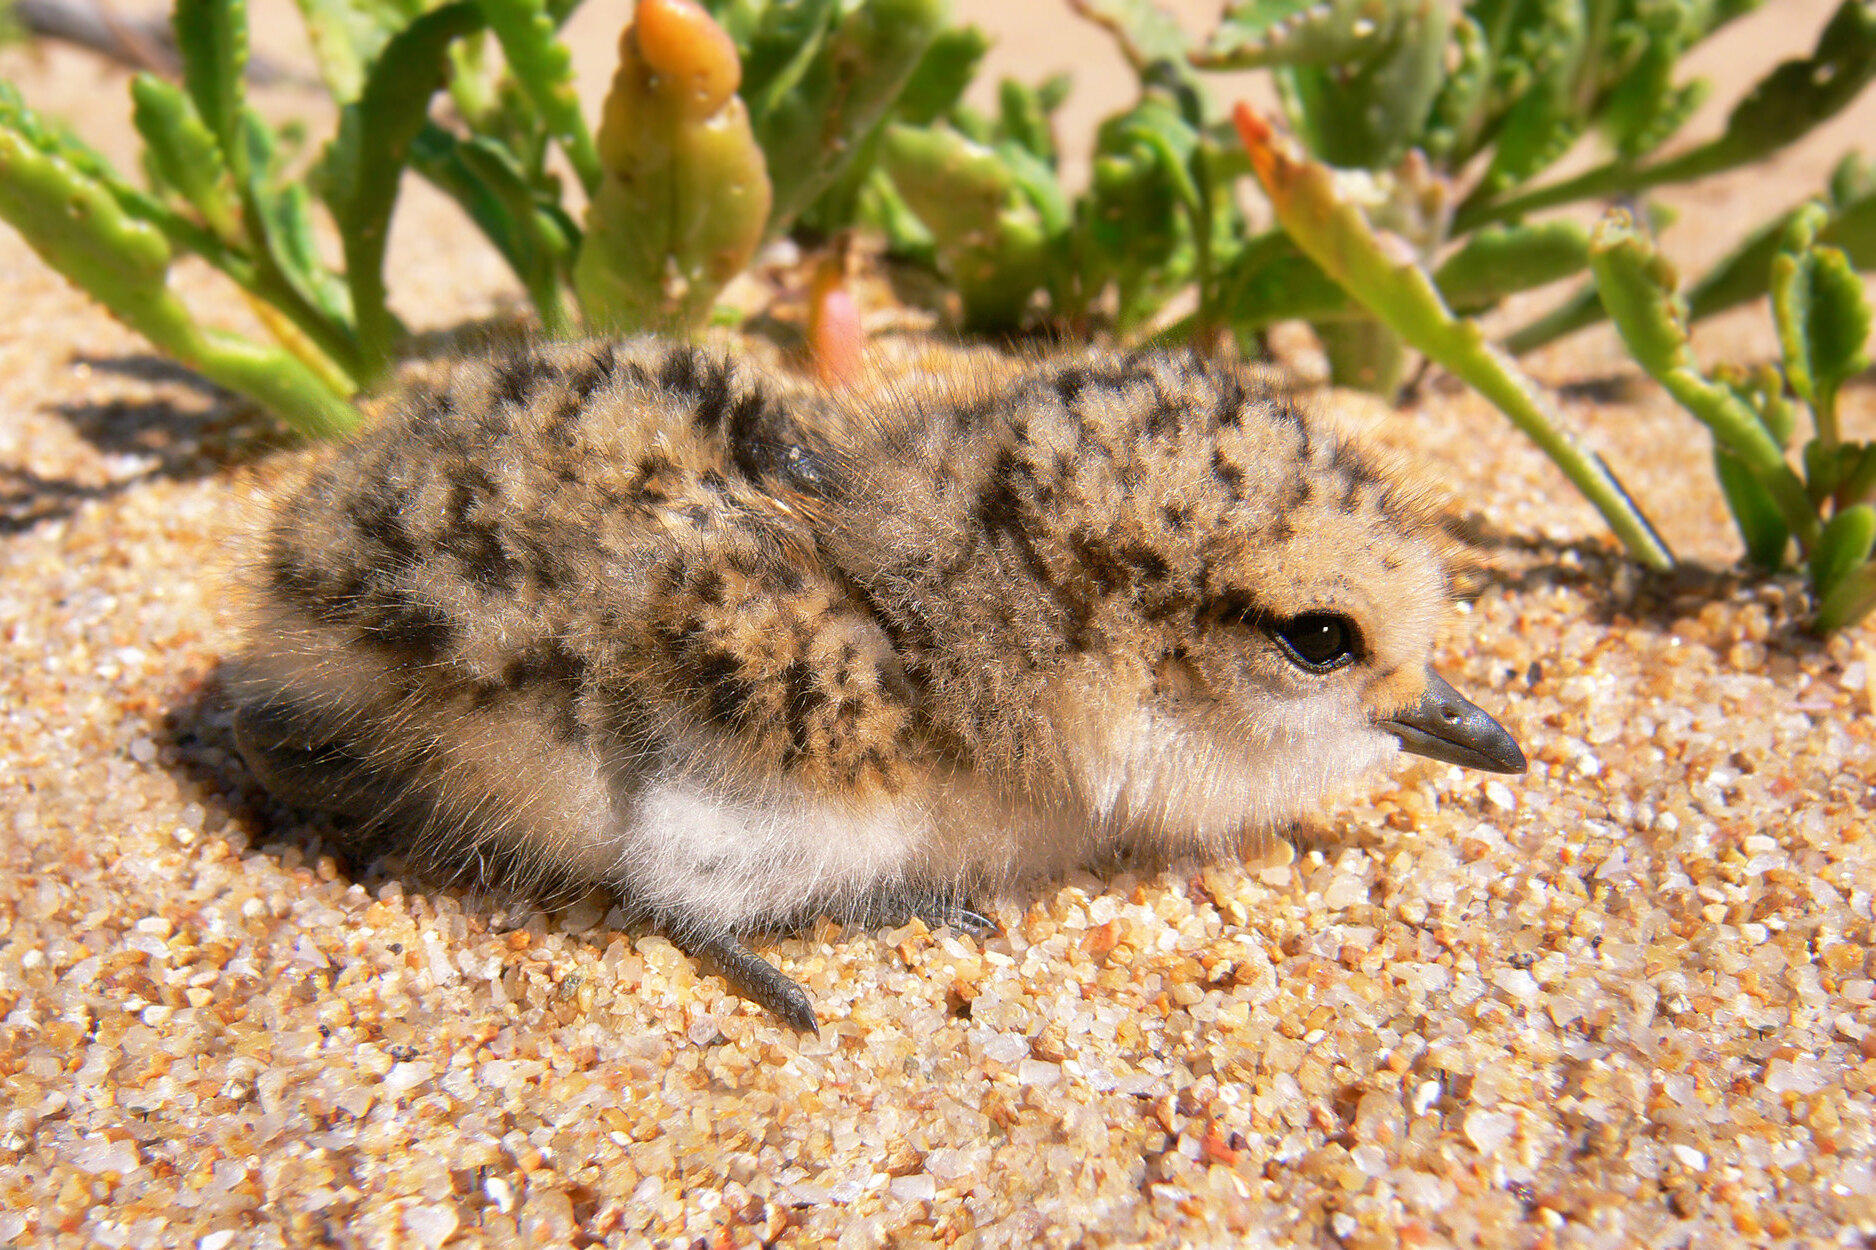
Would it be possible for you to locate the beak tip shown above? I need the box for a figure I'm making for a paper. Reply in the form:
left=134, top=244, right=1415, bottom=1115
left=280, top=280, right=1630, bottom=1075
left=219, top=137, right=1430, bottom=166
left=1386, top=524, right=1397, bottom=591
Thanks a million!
left=1385, top=666, right=1527, bottom=776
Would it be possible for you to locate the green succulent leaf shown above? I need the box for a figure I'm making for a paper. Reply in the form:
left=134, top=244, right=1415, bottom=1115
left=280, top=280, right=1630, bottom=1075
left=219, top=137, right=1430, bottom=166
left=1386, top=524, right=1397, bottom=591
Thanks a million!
left=1810, top=502, right=1876, bottom=601
left=730, top=0, right=836, bottom=109
left=999, top=76, right=1067, bottom=166
left=1434, top=220, right=1590, bottom=313
left=1083, top=94, right=1203, bottom=328
left=172, top=0, right=250, bottom=164
left=1803, top=437, right=1861, bottom=506
left=1771, top=201, right=1873, bottom=445
left=1068, top=0, right=1192, bottom=70
left=1829, top=149, right=1876, bottom=206
left=1223, top=246, right=1354, bottom=329
left=1198, top=0, right=1454, bottom=169
left=890, top=22, right=989, bottom=125
left=1598, top=39, right=1710, bottom=163
left=238, top=109, right=353, bottom=331
left=476, top=0, right=601, bottom=196
left=1699, top=0, right=1876, bottom=176
left=1584, top=216, right=1690, bottom=373
left=1588, top=208, right=1818, bottom=550
left=1740, top=362, right=1798, bottom=447
left=1067, top=0, right=1209, bottom=109
left=293, top=0, right=425, bottom=104
left=1465, top=0, right=1876, bottom=229
left=1513, top=163, right=1876, bottom=354
left=454, top=132, right=576, bottom=332
left=324, top=1, right=483, bottom=377
left=1473, top=88, right=1584, bottom=201
left=852, top=167, right=938, bottom=262
left=882, top=122, right=1062, bottom=331
left=575, top=1, right=773, bottom=335
left=744, top=0, right=949, bottom=235
left=130, top=73, right=242, bottom=243
left=1237, top=104, right=1673, bottom=570
left=410, top=123, right=571, bottom=278
left=1714, top=447, right=1792, bottom=570
left=1840, top=444, right=1876, bottom=509
left=1420, top=12, right=1488, bottom=164
left=1814, top=560, right=1876, bottom=632
left=1199, top=0, right=1414, bottom=68
left=0, top=96, right=356, bottom=435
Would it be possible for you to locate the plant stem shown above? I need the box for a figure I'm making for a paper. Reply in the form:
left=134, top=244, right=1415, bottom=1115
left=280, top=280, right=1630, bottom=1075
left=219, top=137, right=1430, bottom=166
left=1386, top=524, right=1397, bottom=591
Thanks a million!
left=1234, top=103, right=1675, bottom=571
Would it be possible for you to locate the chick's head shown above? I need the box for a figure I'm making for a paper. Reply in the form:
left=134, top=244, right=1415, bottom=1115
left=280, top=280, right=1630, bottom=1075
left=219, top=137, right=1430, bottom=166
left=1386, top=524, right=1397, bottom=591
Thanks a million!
left=827, top=351, right=1518, bottom=849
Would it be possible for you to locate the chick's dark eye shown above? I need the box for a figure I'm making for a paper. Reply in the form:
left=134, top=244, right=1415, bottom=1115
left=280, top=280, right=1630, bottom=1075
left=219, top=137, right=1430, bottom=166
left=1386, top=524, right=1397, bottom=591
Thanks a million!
left=1272, top=612, right=1357, bottom=672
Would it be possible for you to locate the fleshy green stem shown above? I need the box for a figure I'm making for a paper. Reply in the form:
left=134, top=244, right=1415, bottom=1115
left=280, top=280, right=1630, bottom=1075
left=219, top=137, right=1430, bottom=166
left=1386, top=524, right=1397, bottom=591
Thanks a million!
left=1234, top=103, right=1674, bottom=571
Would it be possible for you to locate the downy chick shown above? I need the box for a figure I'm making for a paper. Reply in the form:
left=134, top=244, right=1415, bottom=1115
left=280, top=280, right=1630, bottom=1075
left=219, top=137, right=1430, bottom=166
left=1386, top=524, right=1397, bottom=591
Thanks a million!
left=231, top=339, right=1525, bottom=1030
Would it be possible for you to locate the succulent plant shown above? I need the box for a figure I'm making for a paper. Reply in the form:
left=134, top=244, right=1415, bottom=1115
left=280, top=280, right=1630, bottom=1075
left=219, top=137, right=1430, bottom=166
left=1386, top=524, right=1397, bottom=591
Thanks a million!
left=1177, top=0, right=1876, bottom=391
left=0, top=0, right=363, bottom=436
left=0, top=0, right=965, bottom=427
left=706, top=0, right=948, bottom=237
left=1235, top=104, right=1673, bottom=572
left=574, top=0, right=771, bottom=334
left=1592, top=204, right=1876, bottom=630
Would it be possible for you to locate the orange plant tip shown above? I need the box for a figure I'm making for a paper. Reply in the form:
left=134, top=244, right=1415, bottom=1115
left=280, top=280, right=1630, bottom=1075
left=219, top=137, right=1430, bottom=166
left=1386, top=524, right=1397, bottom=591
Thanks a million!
left=631, top=0, right=742, bottom=108
left=810, top=286, right=865, bottom=388
left=1231, top=101, right=1290, bottom=202
left=1231, top=100, right=1270, bottom=148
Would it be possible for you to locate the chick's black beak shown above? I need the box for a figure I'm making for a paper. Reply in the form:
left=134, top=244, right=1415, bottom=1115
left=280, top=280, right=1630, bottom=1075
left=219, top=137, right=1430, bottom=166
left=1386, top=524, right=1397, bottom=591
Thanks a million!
left=1384, top=666, right=1526, bottom=774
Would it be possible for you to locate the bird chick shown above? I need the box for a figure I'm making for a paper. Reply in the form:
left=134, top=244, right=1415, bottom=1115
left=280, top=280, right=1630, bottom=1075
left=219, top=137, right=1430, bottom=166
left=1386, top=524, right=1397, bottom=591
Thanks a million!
left=231, top=339, right=1524, bottom=1030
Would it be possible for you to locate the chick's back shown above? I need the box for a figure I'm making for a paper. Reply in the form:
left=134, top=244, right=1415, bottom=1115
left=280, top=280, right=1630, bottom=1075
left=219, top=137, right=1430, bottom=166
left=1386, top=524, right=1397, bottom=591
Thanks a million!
left=234, top=340, right=928, bottom=911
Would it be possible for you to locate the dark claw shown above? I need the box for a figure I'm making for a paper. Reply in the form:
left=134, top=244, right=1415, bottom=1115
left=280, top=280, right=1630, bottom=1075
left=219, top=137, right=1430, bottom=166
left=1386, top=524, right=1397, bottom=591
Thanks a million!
left=851, top=892, right=999, bottom=938
left=687, top=931, right=819, bottom=1034
left=917, top=901, right=997, bottom=937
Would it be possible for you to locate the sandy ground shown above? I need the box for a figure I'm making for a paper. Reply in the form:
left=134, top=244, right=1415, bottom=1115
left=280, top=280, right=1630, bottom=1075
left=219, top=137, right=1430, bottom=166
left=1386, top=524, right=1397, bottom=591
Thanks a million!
left=3, top=2, right=1876, bottom=1247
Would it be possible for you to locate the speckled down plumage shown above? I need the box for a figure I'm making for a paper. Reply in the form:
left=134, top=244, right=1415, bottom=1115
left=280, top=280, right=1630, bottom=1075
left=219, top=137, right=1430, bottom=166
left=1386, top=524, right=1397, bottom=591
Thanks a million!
left=229, top=339, right=1503, bottom=1027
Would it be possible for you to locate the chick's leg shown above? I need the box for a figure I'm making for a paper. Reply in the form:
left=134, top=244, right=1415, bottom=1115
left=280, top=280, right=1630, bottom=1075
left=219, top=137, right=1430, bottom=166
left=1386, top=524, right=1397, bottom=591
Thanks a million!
left=677, top=928, right=820, bottom=1035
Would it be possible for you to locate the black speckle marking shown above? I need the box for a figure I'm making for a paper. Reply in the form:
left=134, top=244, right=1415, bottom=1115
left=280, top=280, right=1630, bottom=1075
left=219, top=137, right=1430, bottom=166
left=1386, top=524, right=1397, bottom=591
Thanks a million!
left=1069, top=531, right=1131, bottom=597
left=661, top=348, right=735, bottom=433
left=1145, top=399, right=1180, bottom=439
left=409, top=388, right=456, bottom=430
left=1119, top=542, right=1169, bottom=582
left=268, top=544, right=336, bottom=608
left=1268, top=397, right=1305, bottom=431
left=780, top=660, right=827, bottom=762
left=690, top=648, right=754, bottom=725
left=1211, top=450, right=1244, bottom=499
left=348, top=492, right=419, bottom=565
left=504, top=640, right=588, bottom=693
left=367, top=591, right=454, bottom=659
left=543, top=394, right=585, bottom=445
left=769, top=561, right=805, bottom=594
left=441, top=469, right=517, bottom=590
left=1213, top=375, right=1246, bottom=428
left=569, top=344, right=617, bottom=399
left=1053, top=368, right=1088, bottom=408
left=976, top=456, right=1098, bottom=651
left=1329, top=438, right=1382, bottom=488
left=492, top=354, right=559, bottom=408
left=1204, top=589, right=1268, bottom=633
